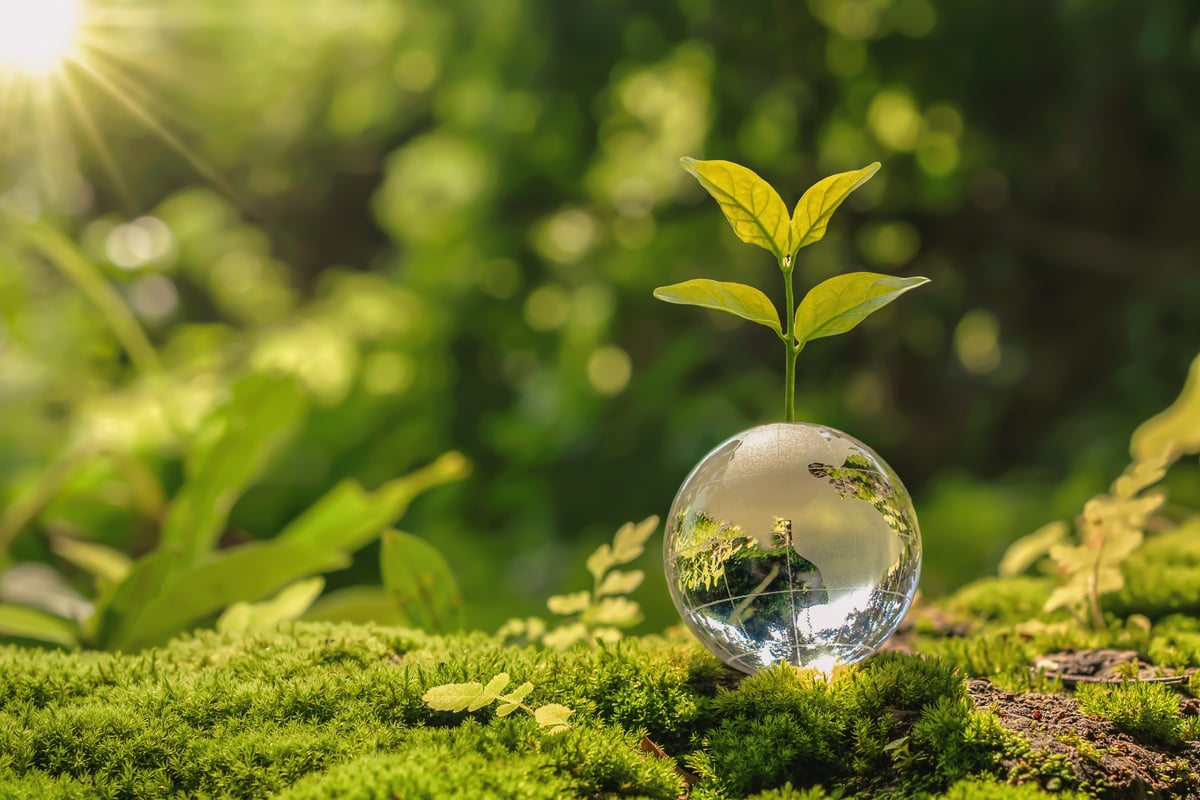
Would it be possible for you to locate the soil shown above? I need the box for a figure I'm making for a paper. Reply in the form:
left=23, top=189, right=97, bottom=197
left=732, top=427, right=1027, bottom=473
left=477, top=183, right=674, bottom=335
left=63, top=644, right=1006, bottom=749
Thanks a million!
left=968, top=679, right=1200, bottom=799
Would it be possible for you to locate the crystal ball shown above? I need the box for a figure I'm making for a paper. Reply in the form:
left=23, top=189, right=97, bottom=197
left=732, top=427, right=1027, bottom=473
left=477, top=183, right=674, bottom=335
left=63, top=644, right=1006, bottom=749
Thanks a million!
left=664, top=422, right=921, bottom=674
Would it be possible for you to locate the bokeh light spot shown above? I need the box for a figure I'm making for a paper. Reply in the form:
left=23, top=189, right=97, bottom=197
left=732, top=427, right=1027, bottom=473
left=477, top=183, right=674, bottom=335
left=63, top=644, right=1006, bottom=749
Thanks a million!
left=127, top=275, right=179, bottom=322
left=916, top=133, right=960, bottom=177
left=393, top=48, right=439, bottom=92
left=587, top=346, right=632, bottom=395
left=524, top=285, right=571, bottom=331
left=857, top=221, right=921, bottom=268
left=954, top=310, right=1002, bottom=375
left=362, top=351, right=415, bottom=396
left=532, top=208, right=598, bottom=264
left=867, top=91, right=922, bottom=152
left=893, top=0, right=938, bottom=38
left=105, top=217, right=174, bottom=270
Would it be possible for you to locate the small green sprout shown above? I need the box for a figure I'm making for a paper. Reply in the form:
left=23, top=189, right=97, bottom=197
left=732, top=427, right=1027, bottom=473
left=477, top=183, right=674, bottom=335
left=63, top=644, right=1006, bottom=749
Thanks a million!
left=656, top=158, right=930, bottom=421
left=422, top=672, right=573, bottom=734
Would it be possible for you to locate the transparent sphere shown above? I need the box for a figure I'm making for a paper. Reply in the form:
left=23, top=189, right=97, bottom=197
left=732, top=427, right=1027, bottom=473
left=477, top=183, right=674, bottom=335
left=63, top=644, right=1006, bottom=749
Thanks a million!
left=664, top=423, right=921, bottom=674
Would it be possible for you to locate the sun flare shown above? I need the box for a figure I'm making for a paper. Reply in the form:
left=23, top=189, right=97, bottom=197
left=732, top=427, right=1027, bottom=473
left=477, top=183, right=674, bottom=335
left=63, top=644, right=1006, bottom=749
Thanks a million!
left=0, top=0, right=82, bottom=76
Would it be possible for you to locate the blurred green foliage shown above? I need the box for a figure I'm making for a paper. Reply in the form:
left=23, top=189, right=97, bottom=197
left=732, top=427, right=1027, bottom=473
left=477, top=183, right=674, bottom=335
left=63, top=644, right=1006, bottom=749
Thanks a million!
left=2, top=0, right=1199, bottom=633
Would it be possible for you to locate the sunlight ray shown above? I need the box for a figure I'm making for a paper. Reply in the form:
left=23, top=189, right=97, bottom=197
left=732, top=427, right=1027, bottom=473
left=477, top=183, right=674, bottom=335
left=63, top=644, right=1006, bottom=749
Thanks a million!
left=58, top=64, right=137, bottom=211
left=70, top=55, right=248, bottom=209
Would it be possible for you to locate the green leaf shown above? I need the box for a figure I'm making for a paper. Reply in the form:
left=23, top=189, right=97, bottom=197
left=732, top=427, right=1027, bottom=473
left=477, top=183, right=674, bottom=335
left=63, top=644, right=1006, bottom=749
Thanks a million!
left=302, top=586, right=409, bottom=625
left=216, top=577, right=325, bottom=635
left=542, top=622, right=589, bottom=650
left=467, top=694, right=495, bottom=712
left=790, top=163, right=880, bottom=253
left=423, top=682, right=485, bottom=713
left=278, top=452, right=471, bottom=554
left=654, top=280, right=781, bottom=335
left=533, top=703, right=573, bottom=733
left=50, top=536, right=133, bottom=589
left=483, top=672, right=511, bottom=697
left=1131, top=352, right=1200, bottom=464
left=159, top=374, right=307, bottom=563
left=89, top=549, right=182, bottom=649
left=680, top=157, right=791, bottom=260
left=0, top=604, right=78, bottom=647
left=107, top=541, right=349, bottom=651
left=794, top=272, right=930, bottom=346
left=546, top=591, right=591, bottom=616
left=596, top=569, right=644, bottom=597
left=505, top=682, right=534, bottom=704
left=380, top=529, right=462, bottom=633
left=1111, top=454, right=1170, bottom=500
left=495, top=702, right=520, bottom=717
left=215, top=603, right=253, bottom=636
left=583, top=596, right=642, bottom=628
left=611, top=516, right=657, bottom=563
left=998, top=522, right=1068, bottom=578
left=585, top=545, right=614, bottom=584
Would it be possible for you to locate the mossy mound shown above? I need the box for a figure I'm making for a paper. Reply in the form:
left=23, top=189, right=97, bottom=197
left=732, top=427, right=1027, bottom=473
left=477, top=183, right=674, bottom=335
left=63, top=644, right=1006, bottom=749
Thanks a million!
left=1, top=620, right=1197, bottom=799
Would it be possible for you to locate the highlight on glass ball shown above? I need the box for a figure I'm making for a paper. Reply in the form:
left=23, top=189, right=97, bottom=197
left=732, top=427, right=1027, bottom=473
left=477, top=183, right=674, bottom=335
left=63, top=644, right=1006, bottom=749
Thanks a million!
left=663, top=423, right=921, bottom=675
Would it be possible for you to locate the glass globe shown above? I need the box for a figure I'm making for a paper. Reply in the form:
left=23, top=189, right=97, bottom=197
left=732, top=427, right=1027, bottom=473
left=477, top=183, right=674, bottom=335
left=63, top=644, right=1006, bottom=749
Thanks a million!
left=664, top=422, right=921, bottom=674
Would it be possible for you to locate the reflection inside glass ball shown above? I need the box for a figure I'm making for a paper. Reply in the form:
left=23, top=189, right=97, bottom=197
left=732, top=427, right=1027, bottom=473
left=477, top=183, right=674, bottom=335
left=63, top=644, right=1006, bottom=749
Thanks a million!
left=664, top=423, right=921, bottom=674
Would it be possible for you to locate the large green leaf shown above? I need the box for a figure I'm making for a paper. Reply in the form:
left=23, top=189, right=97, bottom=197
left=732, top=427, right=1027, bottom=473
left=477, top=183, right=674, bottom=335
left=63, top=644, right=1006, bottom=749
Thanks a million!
left=680, top=158, right=791, bottom=260
left=380, top=529, right=462, bottom=633
left=159, top=373, right=307, bottom=562
left=302, top=586, right=410, bottom=625
left=790, top=163, right=880, bottom=253
left=109, top=540, right=349, bottom=651
left=89, top=548, right=182, bottom=649
left=0, top=604, right=78, bottom=647
left=1131, top=352, right=1200, bottom=463
left=279, top=452, right=470, bottom=553
left=653, top=280, right=781, bottom=334
left=216, top=576, right=325, bottom=635
left=794, top=272, right=930, bottom=346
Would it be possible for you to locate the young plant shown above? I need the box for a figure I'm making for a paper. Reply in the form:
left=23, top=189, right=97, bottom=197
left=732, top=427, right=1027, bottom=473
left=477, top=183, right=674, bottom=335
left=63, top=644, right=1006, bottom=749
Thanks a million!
left=497, top=516, right=656, bottom=649
left=423, top=672, right=573, bottom=733
left=655, top=158, right=930, bottom=421
left=1000, top=350, right=1200, bottom=630
left=543, top=515, right=656, bottom=648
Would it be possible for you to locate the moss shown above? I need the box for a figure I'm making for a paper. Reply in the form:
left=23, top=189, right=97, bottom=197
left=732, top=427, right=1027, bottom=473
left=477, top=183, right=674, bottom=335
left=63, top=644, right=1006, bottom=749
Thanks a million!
left=941, top=576, right=1055, bottom=624
left=0, top=620, right=1194, bottom=798
left=1074, top=681, right=1186, bottom=748
left=933, top=776, right=1088, bottom=799
left=1110, top=523, right=1200, bottom=619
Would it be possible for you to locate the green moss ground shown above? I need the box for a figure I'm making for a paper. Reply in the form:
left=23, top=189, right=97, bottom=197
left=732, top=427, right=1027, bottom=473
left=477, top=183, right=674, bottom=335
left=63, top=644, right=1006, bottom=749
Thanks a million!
left=3, top=537, right=1200, bottom=799
left=0, top=611, right=1195, bottom=799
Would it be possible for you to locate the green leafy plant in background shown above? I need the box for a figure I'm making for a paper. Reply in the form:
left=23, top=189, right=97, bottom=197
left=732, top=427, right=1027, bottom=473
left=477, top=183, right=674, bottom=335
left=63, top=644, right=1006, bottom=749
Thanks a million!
left=423, top=672, right=574, bottom=734
left=999, top=352, right=1200, bottom=630
left=498, top=516, right=656, bottom=649
left=0, top=371, right=469, bottom=650
left=0, top=222, right=473, bottom=649
left=0, top=335, right=469, bottom=652
left=655, top=159, right=930, bottom=421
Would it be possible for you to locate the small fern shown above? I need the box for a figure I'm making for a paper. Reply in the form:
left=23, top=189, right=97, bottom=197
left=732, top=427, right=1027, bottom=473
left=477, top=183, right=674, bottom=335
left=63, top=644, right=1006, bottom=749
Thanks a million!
left=1000, top=453, right=1167, bottom=631
left=422, top=672, right=573, bottom=733
left=499, top=516, right=657, bottom=649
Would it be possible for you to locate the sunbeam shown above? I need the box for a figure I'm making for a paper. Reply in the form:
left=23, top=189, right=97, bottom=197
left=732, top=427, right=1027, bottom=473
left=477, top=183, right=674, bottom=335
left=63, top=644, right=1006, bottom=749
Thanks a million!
left=0, top=0, right=256, bottom=217
left=0, top=0, right=82, bottom=76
